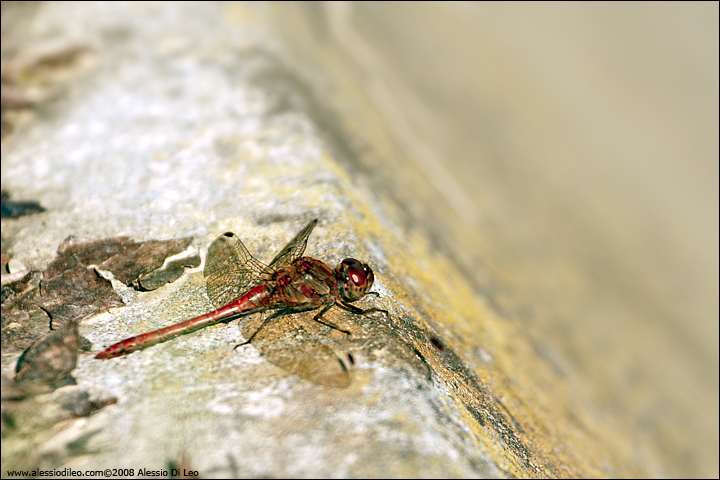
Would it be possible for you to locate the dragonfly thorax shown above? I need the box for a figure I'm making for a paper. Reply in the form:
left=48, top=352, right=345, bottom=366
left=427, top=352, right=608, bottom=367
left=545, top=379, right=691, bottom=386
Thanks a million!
left=336, top=258, right=374, bottom=302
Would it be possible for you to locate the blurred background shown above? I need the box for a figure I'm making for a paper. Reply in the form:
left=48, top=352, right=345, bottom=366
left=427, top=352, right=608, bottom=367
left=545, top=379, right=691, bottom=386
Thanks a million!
left=260, top=2, right=719, bottom=476
left=2, top=1, right=717, bottom=477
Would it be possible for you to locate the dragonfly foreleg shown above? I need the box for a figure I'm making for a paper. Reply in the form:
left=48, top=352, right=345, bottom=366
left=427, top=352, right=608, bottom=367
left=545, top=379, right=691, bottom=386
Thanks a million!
left=234, top=307, right=290, bottom=349
left=234, top=305, right=319, bottom=349
left=339, top=301, right=389, bottom=318
left=312, top=302, right=351, bottom=335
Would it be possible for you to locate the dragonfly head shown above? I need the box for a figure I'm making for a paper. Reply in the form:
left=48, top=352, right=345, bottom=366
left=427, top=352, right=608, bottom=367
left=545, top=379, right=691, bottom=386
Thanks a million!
left=336, top=258, right=375, bottom=302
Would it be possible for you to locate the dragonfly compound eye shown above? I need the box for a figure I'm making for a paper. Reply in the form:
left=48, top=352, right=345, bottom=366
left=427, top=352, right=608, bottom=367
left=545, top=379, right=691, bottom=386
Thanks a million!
left=338, top=258, right=374, bottom=302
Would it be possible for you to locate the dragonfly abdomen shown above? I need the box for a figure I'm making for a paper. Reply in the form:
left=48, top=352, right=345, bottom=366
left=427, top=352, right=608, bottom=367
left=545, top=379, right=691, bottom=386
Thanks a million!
left=95, top=285, right=271, bottom=359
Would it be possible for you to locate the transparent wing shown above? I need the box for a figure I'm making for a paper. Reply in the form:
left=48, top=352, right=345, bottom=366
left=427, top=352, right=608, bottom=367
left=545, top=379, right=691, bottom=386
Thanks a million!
left=241, top=311, right=351, bottom=388
left=204, top=232, right=269, bottom=309
left=265, top=219, right=317, bottom=272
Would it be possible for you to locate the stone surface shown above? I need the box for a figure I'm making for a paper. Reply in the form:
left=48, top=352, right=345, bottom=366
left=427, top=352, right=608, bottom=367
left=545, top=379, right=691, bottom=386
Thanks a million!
left=1, top=2, right=716, bottom=478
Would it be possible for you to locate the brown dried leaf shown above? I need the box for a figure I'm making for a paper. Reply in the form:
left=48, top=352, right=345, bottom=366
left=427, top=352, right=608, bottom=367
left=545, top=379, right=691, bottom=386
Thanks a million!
left=47, top=236, right=134, bottom=277
left=2, top=235, right=195, bottom=355
left=135, top=252, right=201, bottom=291
left=100, top=237, right=194, bottom=286
left=1, top=271, right=52, bottom=352
left=1, top=269, right=42, bottom=303
left=14, top=320, right=79, bottom=387
left=39, top=250, right=119, bottom=330
left=39, top=235, right=194, bottom=326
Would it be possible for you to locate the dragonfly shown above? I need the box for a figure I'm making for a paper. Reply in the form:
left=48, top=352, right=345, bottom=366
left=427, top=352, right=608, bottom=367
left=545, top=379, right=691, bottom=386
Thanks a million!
left=95, top=219, right=387, bottom=387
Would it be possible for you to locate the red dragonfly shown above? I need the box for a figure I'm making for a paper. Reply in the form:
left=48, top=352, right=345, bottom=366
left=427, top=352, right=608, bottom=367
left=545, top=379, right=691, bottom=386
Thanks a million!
left=95, top=219, right=386, bottom=387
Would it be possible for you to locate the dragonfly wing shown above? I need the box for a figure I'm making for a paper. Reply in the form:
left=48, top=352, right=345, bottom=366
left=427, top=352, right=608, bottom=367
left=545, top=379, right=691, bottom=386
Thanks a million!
left=204, top=232, right=268, bottom=309
left=265, top=219, right=317, bottom=271
left=242, top=311, right=351, bottom=388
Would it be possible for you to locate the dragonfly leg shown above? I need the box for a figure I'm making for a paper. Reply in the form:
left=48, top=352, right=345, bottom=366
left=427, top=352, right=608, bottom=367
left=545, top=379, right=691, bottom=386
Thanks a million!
left=313, top=302, right=351, bottom=335
left=234, top=305, right=318, bottom=349
left=234, top=308, right=289, bottom=349
left=339, top=301, right=389, bottom=317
